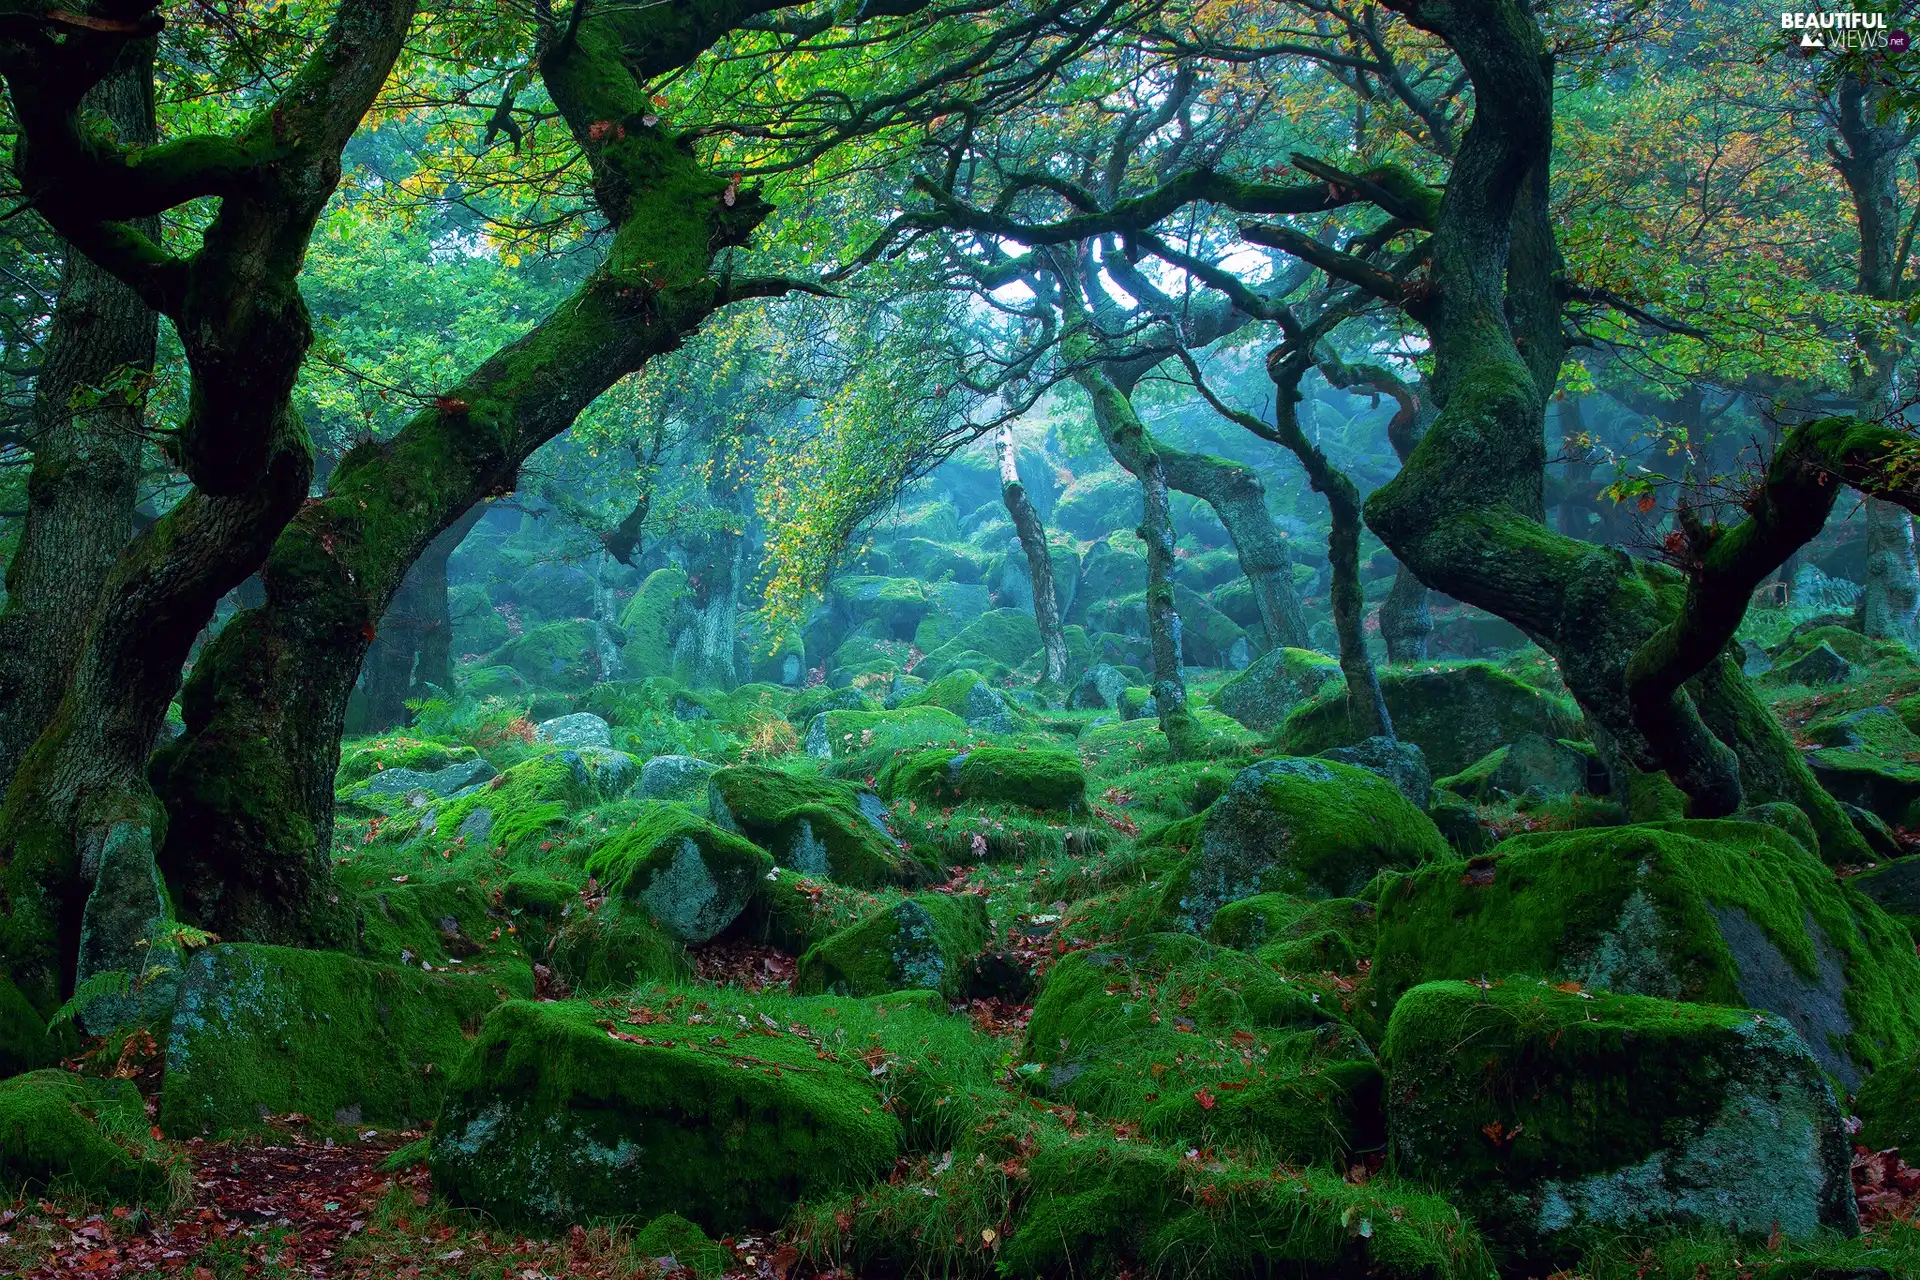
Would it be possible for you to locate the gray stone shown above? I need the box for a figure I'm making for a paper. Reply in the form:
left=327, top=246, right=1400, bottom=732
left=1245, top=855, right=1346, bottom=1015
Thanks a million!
left=1320, top=736, right=1432, bottom=809
left=962, top=680, right=1020, bottom=733
left=1740, top=638, right=1773, bottom=677
left=534, top=712, right=613, bottom=749
left=1779, top=642, right=1853, bottom=686
left=576, top=746, right=640, bottom=799
left=639, top=755, right=720, bottom=803
left=75, top=821, right=179, bottom=1035
left=356, top=756, right=498, bottom=802
left=1211, top=647, right=1342, bottom=733
left=1486, top=732, right=1591, bottom=801
left=1067, top=663, right=1128, bottom=711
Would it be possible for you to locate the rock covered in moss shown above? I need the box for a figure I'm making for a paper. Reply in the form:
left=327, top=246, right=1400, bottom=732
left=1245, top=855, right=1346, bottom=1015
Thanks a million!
left=1211, top=648, right=1342, bottom=733
left=1778, top=641, right=1854, bottom=686
left=1808, top=746, right=1920, bottom=829
left=1371, top=821, right=1920, bottom=1088
left=584, top=802, right=774, bottom=945
left=462, top=664, right=527, bottom=699
left=1280, top=660, right=1583, bottom=776
left=338, top=737, right=481, bottom=786
left=795, top=892, right=988, bottom=1000
left=898, top=668, right=1026, bottom=733
left=1856, top=1048, right=1920, bottom=1152
left=161, top=943, right=528, bottom=1137
left=1160, top=757, right=1447, bottom=933
left=533, top=712, right=613, bottom=748
left=1319, top=735, right=1432, bottom=809
left=707, top=764, right=928, bottom=887
left=1208, top=893, right=1377, bottom=974
left=0, top=1070, right=182, bottom=1205
left=430, top=999, right=900, bottom=1231
left=496, top=619, right=624, bottom=692
left=499, top=562, right=596, bottom=621
left=1067, top=662, right=1129, bottom=711
left=912, top=609, right=1042, bottom=681
left=425, top=750, right=596, bottom=858
left=0, top=977, right=57, bottom=1077
left=633, top=1212, right=728, bottom=1278
left=1383, top=980, right=1856, bottom=1247
left=637, top=754, right=720, bottom=803
left=548, top=900, right=691, bottom=993
left=828, top=575, right=928, bottom=640
left=880, top=746, right=1087, bottom=813
left=803, top=705, right=969, bottom=761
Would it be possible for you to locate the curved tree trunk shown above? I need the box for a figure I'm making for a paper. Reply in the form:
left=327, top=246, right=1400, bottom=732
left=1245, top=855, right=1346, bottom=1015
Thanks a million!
left=1157, top=448, right=1310, bottom=651
left=1379, top=567, right=1433, bottom=664
left=997, top=424, right=1069, bottom=687
left=0, top=59, right=155, bottom=793
left=351, top=504, right=483, bottom=732
left=152, top=5, right=781, bottom=941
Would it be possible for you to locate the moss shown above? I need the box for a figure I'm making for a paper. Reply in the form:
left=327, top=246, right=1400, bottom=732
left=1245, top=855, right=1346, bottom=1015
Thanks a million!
left=619, top=567, right=691, bottom=678
left=1279, top=660, right=1583, bottom=776
left=496, top=620, right=614, bottom=693
left=1160, top=757, right=1448, bottom=933
left=804, top=705, right=970, bottom=761
left=348, top=871, right=526, bottom=974
left=0, top=975, right=59, bottom=1077
left=633, top=1212, right=728, bottom=1278
left=888, top=800, right=1109, bottom=866
left=1807, top=746, right=1920, bottom=827
left=913, top=609, right=1042, bottom=681
left=1021, top=933, right=1379, bottom=1164
left=1382, top=980, right=1856, bottom=1248
left=1371, top=821, right=1920, bottom=1088
left=429, top=998, right=902, bottom=1232
left=499, top=870, right=579, bottom=954
left=1773, top=624, right=1905, bottom=670
left=898, top=669, right=1034, bottom=731
left=1571, top=1220, right=1920, bottom=1280
left=337, top=736, right=479, bottom=785
left=708, top=764, right=929, bottom=887
left=732, top=869, right=901, bottom=954
left=463, top=663, right=528, bottom=700
left=783, top=682, right=881, bottom=729
left=160, top=942, right=530, bottom=1138
left=547, top=899, right=691, bottom=992
left=1209, top=892, right=1378, bottom=966
left=583, top=801, right=773, bottom=944
left=879, top=746, right=1087, bottom=813
left=795, top=892, right=988, bottom=1000
left=0, top=1070, right=184, bottom=1206
left=1211, top=646, right=1343, bottom=733
left=425, top=749, right=596, bottom=860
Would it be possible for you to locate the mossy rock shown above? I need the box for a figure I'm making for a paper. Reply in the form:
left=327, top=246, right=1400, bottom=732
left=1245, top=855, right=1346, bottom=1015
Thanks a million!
left=1052, top=471, right=1142, bottom=539
left=1371, top=821, right=1920, bottom=1089
left=1211, top=647, right=1343, bottom=733
left=0, top=976, right=59, bottom=1077
left=496, top=620, right=620, bottom=693
left=1774, top=624, right=1905, bottom=669
left=337, top=736, right=481, bottom=786
left=462, top=664, right=529, bottom=700
left=829, top=575, right=929, bottom=640
left=1159, top=757, right=1448, bottom=934
left=430, top=998, right=901, bottom=1232
left=336, top=756, right=498, bottom=818
left=898, top=668, right=1030, bottom=733
left=1280, top=661, right=1583, bottom=776
left=349, top=871, right=525, bottom=973
left=0, top=1070, right=182, bottom=1205
left=892, top=537, right=986, bottom=584
left=1856, top=1049, right=1920, bottom=1152
left=708, top=764, right=931, bottom=887
left=795, top=892, right=988, bottom=1001
left=547, top=900, right=692, bottom=993
left=1021, top=933, right=1378, bottom=1164
left=583, top=802, right=774, bottom=945
left=1208, top=893, right=1377, bottom=964
left=878, top=746, right=1087, bottom=813
left=633, top=1212, right=728, bottom=1278
left=912, top=609, right=1042, bottom=680
left=1383, top=980, right=1856, bottom=1248
left=429, top=749, right=597, bottom=858
left=1807, top=747, right=1920, bottom=828
left=803, top=705, right=970, bottom=761
left=160, top=943, right=530, bottom=1138
left=619, top=567, right=692, bottom=678
left=1435, top=735, right=1599, bottom=804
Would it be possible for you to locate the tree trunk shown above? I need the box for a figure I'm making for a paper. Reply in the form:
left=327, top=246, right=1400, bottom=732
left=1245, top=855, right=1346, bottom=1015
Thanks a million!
left=0, top=57, right=155, bottom=793
left=1156, top=449, right=1310, bottom=650
left=1379, top=567, right=1433, bottom=663
left=997, top=424, right=1069, bottom=686
left=153, top=5, right=780, bottom=941
left=1861, top=498, right=1919, bottom=645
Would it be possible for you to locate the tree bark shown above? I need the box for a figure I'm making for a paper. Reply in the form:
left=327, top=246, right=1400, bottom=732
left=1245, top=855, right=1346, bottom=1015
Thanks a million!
left=0, top=55, right=155, bottom=792
left=1862, top=499, right=1919, bottom=644
left=997, top=424, right=1069, bottom=686
left=1155, top=449, right=1309, bottom=651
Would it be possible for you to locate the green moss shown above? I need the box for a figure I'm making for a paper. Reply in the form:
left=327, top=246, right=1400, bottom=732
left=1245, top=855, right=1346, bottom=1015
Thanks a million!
left=1160, top=757, right=1448, bottom=933
left=1211, top=646, right=1343, bottom=733
left=1382, top=980, right=1855, bottom=1247
left=0, top=974, right=59, bottom=1077
left=804, top=705, right=970, bottom=761
left=1209, top=893, right=1378, bottom=973
left=547, top=899, right=691, bottom=993
left=1280, top=661, right=1583, bottom=776
left=708, top=763, right=930, bottom=887
left=1571, top=1220, right=1920, bottom=1280
left=496, top=620, right=613, bottom=693
left=879, top=746, right=1087, bottom=813
left=348, top=871, right=526, bottom=974
left=1774, top=624, right=1905, bottom=670
left=620, top=567, right=691, bottom=678
left=337, top=736, right=479, bottom=785
left=1371, top=821, right=1920, bottom=1088
left=795, top=892, right=988, bottom=1000
left=0, top=1070, right=184, bottom=1206
left=429, top=997, right=902, bottom=1232
left=161, top=943, right=529, bottom=1138
left=427, top=749, right=597, bottom=860
left=887, top=800, right=1109, bottom=865
left=732, top=869, right=902, bottom=954
left=583, top=801, right=773, bottom=944
left=1856, top=1048, right=1920, bottom=1151
left=913, top=609, right=1042, bottom=680
left=633, top=1212, right=728, bottom=1278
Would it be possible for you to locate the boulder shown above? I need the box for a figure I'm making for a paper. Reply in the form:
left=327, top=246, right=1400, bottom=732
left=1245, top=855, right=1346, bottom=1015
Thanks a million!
left=634, top=1214, right=728, bottom=1279
left=619, top=567, right=693, bottom=678
left=708, top=764, right=929, bottom=887
left=1855, top=1048, right=1920, bottom=1153
left=1207, top=893, right=1377, bottom=973
left=339, top=756, right=499, bottom=817
left=338, top=737, right=480, bottom=786
left=1279, top=660, right=1583, bottom=777
left=828, top=575, right=928, bottom=640
left=1158, top=757, right=1448, bottom=933
left=584, top=803, right=775, bottom=945
left=898, top=669, right=1026, bottom=734
left=1779, top=641, right=1853, bottom=686
left=0, top=1070, right=181, bottom=1205
left=547, top=900, right=691, bottom=994
left=794, top=892, right=989, bottom=1000
left=638, top=755, right=721, bottom=804
left=879, top=746, right=1087, bottom=813
left=912, top=609, right=1042, bottom=680
left=463, top=664, right=527, bottom=699
left=0, top=977, right=57, bottom=1077
left=1067, top=662, right=1129, bottom=711
left=1371, top=820, right=1920, bottom=1088
left=430, top=999, right=900, bottom=1232
left=1210, top=647, right=1342, bottom=733
left=496, top=619, right=624, bottom=693
left=1383, top=980, right=1855, bottom=1248
left=425, top=750, right=596, bottom=858
left=574, top=746, right=641, bottom=799
left=74, top=821, right=179, bottom=1034
left=1052, top=472, right=1141, bottom=539
left=1435, top=734, right=1597, bottom=805
left=161, top=943, right=526, bottom=1137
left=1808, top=747, right=1920, bottom=829
left=499, top=562, right=597, bottom=621
left=1319, top=735, right=1432, bottom=809
left=534, top=712, right=613, bottom=749
left=803, top=706, right=969, bottom=761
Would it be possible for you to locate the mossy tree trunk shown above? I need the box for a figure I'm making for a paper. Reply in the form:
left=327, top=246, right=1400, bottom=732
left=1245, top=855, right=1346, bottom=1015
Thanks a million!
left=352, top=504, right=484, bottom=732
left=997, top=424, right=1069, bottom=687
left=0, top=0, right=417, bottom=1011
left=0, top=54, right=155, bottom=793
left=153, top=0, right=795, bottom=941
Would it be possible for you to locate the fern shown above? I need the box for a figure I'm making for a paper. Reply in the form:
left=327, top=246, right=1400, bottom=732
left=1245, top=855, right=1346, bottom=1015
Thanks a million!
left=145, top=920, right=219, bottom=950
left=47, top=970, right=130, bottom=1030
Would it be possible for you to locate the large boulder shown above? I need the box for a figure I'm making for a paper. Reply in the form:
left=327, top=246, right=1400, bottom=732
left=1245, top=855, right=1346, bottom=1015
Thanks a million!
left=803, top=705, right=969, bottom=761
left=1, top=1070, right=182, bottom=1205
left=534, top=712, right=613, bottom=749
left=879, top=746, right=1087, bottom=813
left=1052, top=472, right=1140, bottom=540
left=1434, top=733, right=1598, bottom=805
left=1279, top=660, right=1583, bottom=777
left=1371, top=821, right=1920, bottom=1087
left=794, top=892, right=989, bottom=1000
left=423, top=749, right=597, bottom=858
left=498, top=562, right=597, bottom=621
left=708, top=764, right=930, bottom=887
left=161, top=943, right=526, bottom=1137
left=1319, top=736, right=1433, bottom=810
left=430, top=999, right=901, bottom=1232
left=1067, top=662, right=1129, bottom=711
left=1808, top=746, right=1920, bottom=829
left=828, top=575, right=928, bottom=640
left=619, top=567, right=693, bottom=678
left=638, top=754, right=721, bottom=804
left=496, top=619, right=624, bottom=692
left=912, top=609, right=1042, bottom=680
left=338, top=756, right=498, bottom=816
left=1211, top=647, right=1342, bottom=733
left=897, top=669, right=1027, bottom=734
left=585, top=803, right=775, bottom=945
left=1383, top=980, right=1856, bottom=1248
left=1158, top=757, right=1448, bottom=934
